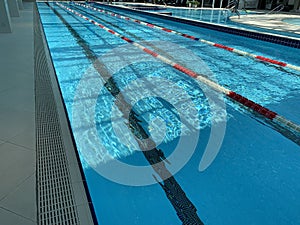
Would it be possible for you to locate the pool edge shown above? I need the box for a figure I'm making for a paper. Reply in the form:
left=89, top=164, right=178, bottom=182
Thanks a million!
left=34, top=3, right=98, bottom=225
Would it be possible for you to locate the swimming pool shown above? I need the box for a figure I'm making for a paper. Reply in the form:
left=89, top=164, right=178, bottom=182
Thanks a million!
left=37, top=2, right=300, bottom=225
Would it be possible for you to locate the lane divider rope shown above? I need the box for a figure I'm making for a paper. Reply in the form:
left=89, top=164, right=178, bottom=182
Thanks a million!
left=75, top=2, right=300, bottom=73
left=56, top=2, right=300, bottom=144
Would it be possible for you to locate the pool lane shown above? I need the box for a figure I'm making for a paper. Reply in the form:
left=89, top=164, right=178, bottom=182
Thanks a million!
left=75, top=2, right=300, bottom=73
left=68, top=3, right=300, bottom=78
left=58, top=2, right=300, bottom=146
left=58, top=2, right=298, bottom=132
left=49, top=3, right=300, bottom=148
left=81, top=3, right=300, bottom=121
left=62, top=5, right=298, bottom=75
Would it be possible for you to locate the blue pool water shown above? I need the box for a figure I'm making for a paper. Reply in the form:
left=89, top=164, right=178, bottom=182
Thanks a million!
left=38, top=2, right=300, bottom=225
left=283, top=18, right=300, bottom=26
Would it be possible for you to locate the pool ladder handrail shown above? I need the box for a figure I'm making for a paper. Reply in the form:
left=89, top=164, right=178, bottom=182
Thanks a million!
left=267, top=3, right=285, bottom=14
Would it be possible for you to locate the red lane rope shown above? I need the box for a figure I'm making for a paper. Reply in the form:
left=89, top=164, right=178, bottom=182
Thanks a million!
left=56, top=3, right=300, bottom=144
left=76, top=2, right=300, bottom=73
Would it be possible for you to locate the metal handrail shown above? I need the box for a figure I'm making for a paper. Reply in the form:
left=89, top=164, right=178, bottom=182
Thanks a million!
left=267, top=3, right=284, bottom=14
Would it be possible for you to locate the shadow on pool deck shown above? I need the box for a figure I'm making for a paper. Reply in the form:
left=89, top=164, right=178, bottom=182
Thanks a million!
left=0, top=2, right=36, bottom=225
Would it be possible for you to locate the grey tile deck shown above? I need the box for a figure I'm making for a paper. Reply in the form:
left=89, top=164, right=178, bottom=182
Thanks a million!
left=0, top=2, right=36, bottom=224
left=0, top=143, right=35, bottom=221
left=0, top=207, right=35, bottom=225
left=0, top=173, right=36, bottom=222
left=231, top=13, right=300, bottom=35
left=0, top=108, right=34, bottom=141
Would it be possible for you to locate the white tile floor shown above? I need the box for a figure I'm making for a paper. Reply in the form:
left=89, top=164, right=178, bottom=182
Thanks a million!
left=0, top=2, right=36, bottom=224
left=231, top=13, right=300, bottom=34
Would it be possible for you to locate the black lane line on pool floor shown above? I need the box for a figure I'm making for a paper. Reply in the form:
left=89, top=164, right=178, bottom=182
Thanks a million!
left=48, top=3, right=205, bottom=225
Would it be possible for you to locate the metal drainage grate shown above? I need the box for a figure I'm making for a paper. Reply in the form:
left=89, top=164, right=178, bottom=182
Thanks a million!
left=34, top=4, right=80, bottom=225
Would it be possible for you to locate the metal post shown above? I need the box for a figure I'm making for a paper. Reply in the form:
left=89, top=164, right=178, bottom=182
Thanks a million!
left=0, top=0, right=12, bottom=33
left=294, top=0, right=300, bottom=11
left=238, top=0, right=245, bottom=9
left=18, top=0, right=23, bottom=10
left=218, top=9, right=221, bottom=22
left=7, top=0, right=19, bottom=17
